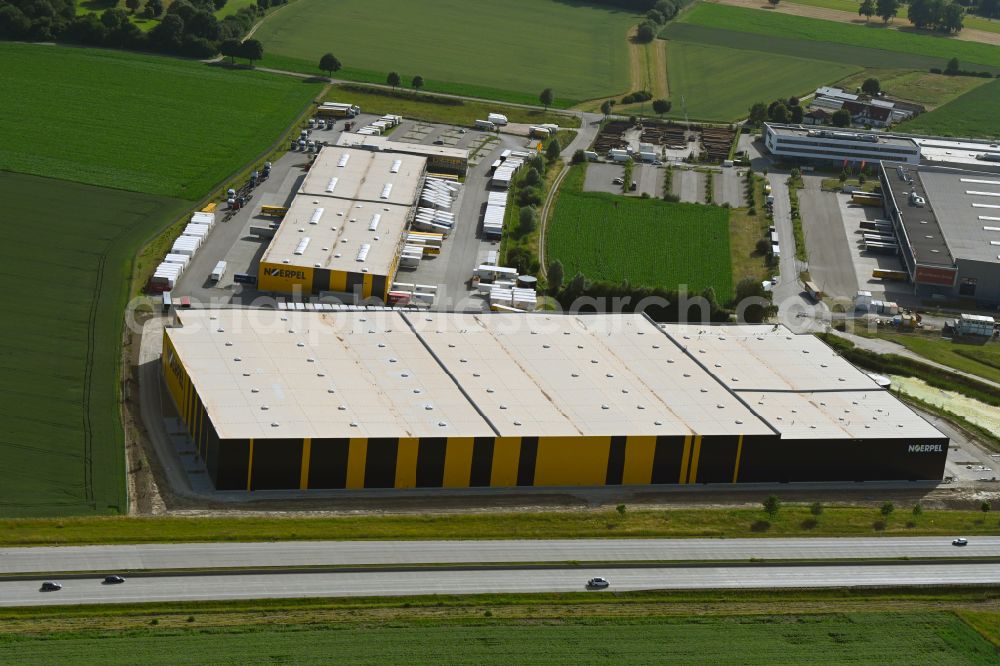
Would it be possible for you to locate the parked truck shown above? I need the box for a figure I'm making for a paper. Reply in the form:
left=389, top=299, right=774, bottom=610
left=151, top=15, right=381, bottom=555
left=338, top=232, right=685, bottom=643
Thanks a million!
left=318, top=102, right=361, bottom=118
left=487, top=113, right=508, bottom=126
left=475, top=119, right=497, bottom=131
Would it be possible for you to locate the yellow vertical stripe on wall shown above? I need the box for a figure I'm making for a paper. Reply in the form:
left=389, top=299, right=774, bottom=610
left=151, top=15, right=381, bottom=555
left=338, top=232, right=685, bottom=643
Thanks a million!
left=362, top=273, right=374, bottom=299
left=300, top=438, right=312, bottom=490
left=346, top=438, right=368, bottom=489
left=678, top=435, right=692, bottom=484
left=246, top=439, right=255, bottom=492
left=732, top=435, right=744, bottom=484
left=490, top=437, right=521, bottom=487
left=443, top=437, right=474, bottom=488
left=688, top=435, right=703, bottom=484
left=395, top=438, right=419, bottom=488
left=534, top=437, right=611, bottom=486
left=622, top=436, right=656, bottom=485
left=329, top=270, right=347, bottom=292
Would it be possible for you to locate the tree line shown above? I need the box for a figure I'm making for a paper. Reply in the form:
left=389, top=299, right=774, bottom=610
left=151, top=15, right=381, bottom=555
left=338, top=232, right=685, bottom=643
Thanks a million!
left=0, top=0, right=284, bottom=59
left=856, top=0, right=967, bottom=32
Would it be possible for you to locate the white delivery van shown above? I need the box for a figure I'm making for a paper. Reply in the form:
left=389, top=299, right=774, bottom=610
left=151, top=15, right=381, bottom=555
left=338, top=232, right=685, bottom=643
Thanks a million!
left=487, top=113, right=508, bottom=126
left=211, top=260, right=227, bottom=282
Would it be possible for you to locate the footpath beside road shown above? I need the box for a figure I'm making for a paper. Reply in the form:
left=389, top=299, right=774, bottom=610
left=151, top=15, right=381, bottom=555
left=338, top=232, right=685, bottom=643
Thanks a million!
left=830, top=330, right=1000, bottom=391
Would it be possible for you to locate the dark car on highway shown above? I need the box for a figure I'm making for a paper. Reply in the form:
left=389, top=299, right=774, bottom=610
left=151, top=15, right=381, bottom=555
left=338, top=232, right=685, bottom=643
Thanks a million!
left=953, top=538, right=968, bottom=546
left=103, top=575, right=126, bottom=584
left=40, top=581, right=62, bottom=592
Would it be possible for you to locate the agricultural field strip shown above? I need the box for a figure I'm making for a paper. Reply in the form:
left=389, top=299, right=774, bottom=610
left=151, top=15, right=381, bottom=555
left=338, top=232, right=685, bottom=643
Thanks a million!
left=665, top=4, right=1000, bottom=72
left=0, top=612, right=994, bottom=664
left=252, top=0, right=637, bottom=104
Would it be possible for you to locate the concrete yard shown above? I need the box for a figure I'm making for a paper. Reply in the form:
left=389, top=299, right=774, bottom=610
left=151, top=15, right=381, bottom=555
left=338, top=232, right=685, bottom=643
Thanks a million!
left=583, top=162, right=628, bottom=194
left=672, top=168, right=706, bottom=204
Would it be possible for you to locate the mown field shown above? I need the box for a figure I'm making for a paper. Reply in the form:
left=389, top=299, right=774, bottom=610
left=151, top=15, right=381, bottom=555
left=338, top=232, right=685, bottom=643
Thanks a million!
left=0, top=43, right=321, bottom=198
left=860, top=332, right=1000, bottom=384
left=673, top=4, right=1000, bottom=71
left=834, top=68, right=991, bottom=108
left=0, top=612, right=995, bottom=664
left=326, top=85, right=580, bottom=128
left=0, top=173, right=188, bottom=517
left=252, top=0, right=637, bottom=106
left=897, top=78, right=1000, bottom=138
left=546, top=167, right=733, bottom=301
left=664, top=42, right=859, bottom=121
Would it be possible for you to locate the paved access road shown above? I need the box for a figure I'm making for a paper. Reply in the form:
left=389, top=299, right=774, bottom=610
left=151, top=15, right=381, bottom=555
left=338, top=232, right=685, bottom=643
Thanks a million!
left=3, top=537, right=995, bottom=575
left=7, top=562, right=1000, bottom=607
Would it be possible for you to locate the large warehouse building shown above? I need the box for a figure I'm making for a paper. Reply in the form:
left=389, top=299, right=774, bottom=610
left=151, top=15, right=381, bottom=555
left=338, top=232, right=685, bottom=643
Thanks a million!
left=880, top=161, right=1000, bottom=303
left=162, top=310, right=947, bottom=491
left=257, top=147, right=427, bottom=299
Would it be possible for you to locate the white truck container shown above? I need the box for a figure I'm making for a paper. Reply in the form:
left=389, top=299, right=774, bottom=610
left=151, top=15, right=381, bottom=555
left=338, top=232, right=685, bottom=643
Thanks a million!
left=211, top=260, right=227, bottom=282
left=487, top=113, right=508, bottom=126
left=609, top=148, right=630, bottom=162
left=475, top=119, right=497, bottom=131
left=583, top=150, right=599, bottom=161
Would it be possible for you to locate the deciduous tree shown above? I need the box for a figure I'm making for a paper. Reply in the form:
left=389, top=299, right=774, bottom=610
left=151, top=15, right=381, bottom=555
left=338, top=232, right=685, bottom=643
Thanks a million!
left=540, top=87, right=554, bottom=111
left=387, top=71, right=400, bottom=90
left=319, top=52, right=341, bottom=78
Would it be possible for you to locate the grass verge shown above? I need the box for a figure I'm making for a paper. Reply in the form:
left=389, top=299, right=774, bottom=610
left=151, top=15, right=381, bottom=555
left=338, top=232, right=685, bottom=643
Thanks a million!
left=4, top=504, right=1000, bottom=546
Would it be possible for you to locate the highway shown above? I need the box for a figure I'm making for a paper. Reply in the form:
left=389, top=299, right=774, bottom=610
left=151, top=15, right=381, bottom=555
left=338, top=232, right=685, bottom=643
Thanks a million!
left=6, top=563, right=1000, bottom=607
left=2, top=537, right=995, bottom=575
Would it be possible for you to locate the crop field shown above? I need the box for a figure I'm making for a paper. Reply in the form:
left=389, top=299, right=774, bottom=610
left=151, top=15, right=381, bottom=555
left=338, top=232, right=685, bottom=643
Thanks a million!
left=834, top=69, right=991, bottom=108
left=547, top=168, right=733, bottom=301
left=0, top=612, right=995, bottom=663
left=0, top=43, right=321, bottom=199
left=664, top=5, right=1000, bottom=73
left=664, top=42, right=859, bottom=121
left=252, top=0, right=637, bottom=105
left=0, top=173, right=188, bottom=517
left=897, top=78, right=1000, bottom=138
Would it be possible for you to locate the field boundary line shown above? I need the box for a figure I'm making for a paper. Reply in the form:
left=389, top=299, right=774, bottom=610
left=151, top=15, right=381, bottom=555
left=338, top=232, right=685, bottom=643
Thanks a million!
left=537, top=163, right=570, bottom=278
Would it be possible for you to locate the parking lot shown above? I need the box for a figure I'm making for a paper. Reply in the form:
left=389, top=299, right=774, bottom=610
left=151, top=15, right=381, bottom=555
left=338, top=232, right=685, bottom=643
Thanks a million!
left=169, top=112, right=533, bottom=312
left=583, top=162, right=662, bottom=197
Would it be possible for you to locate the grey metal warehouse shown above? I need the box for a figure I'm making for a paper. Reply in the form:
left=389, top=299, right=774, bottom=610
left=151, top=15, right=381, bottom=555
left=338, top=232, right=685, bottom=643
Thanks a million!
left=880, top=161, right=1000, bottom=303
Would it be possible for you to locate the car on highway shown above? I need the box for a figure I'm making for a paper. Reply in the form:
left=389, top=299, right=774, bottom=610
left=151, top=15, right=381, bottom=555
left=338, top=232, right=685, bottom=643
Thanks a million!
left=587, top=577, right=610, bottom=589
left=953, top=537, right=968, bottom=546
left=40, top=581, right=62, bottom=592
left=103, top=575, right=126, bottom=584
left=612, top=177, right=624, bottom=185
left=433, top=139, right=444, bottom=145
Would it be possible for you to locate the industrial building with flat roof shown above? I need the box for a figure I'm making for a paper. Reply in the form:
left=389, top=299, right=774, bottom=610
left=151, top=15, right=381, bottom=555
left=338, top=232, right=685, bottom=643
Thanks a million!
left=879, top=161, right=1000, bottom=302
left=336, top=133, right=469, bottom=175
left=257, top=147, right=426, bottom=299
left=764, top=123, right=920, bottom=165
left=162, top=310, right=947, bottom=491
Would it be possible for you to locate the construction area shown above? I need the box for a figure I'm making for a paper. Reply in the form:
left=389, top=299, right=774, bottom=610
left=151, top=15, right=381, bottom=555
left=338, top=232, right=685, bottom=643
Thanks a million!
left=160, top=310, right=947, bottom=492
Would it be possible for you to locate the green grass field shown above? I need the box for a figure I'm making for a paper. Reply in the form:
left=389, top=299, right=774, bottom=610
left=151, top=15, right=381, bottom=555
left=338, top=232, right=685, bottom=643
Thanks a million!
left=665, top=4, right=1000, bottom=73
left=861, top=332, right=1000, bottom=384
left=0, top=43, right=321, bottom=198
left=546, top=167, right=733, bottom=301
left=897, top=78, right=1000, bottom=138
left=834, top=68, right=991, bottom=108
left=784, top=0, right=1000, bottom=34
left=252, top=0, right=637, bottom=105
left=326, top=85, right=580, bottom=128
left=0, top=173, right=188, bottom=517
left=664, top=42, right=859, bottom=121
left=0, top=613, right=995, bottom=664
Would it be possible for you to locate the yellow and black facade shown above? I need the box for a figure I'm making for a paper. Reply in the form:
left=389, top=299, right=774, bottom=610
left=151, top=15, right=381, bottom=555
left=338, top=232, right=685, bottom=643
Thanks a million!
left=161, top=311, right=950, bottom=492
left=257, top=261, right=394, bottom=301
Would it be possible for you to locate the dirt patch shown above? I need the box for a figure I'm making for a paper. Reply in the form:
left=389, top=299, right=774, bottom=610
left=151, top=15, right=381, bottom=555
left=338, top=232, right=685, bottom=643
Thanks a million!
left=711, top=0, right=1000, bottom=47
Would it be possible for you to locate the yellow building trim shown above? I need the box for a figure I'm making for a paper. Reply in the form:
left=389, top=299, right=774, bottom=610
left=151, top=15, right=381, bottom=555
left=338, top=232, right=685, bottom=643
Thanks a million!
left=679, top=435, right=692, bottom=484
left=490, top=437, right=521, bottom=487
left=246, top=439, right=255, bottom=492
left=395, top=438, right=419, bottom=488
left=622, top=436, right=656, bottom=485
left=329, top=270, right=347, bottom=293
left=362, top=273, right=374, bottom=299
left=732, top=435, right=744, bottom=484
left=346, top=438, right=368, bottom=489
left=688, top=435, right=703, bottom=484
left=258, top=262, right=314, bottom=294
left=443, top=437, right=474, bottom=488
left=300, top=438, right=312, bottom=490
left=534, top=436, right=610, bottom=486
